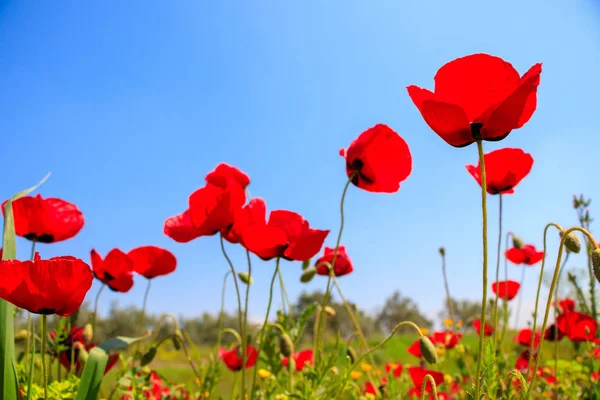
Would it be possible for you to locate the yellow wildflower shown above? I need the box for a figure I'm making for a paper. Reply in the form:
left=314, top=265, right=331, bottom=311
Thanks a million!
left=456, top=320, right=463, bottom=328
left=444, top=318, right=454, bottom=327
left=360, top=362, right=373, bottom=372
left=365, top=394, right=375, bottom=400
left=455, top=344, right=465, bottom=354
left=436, top=347, right=446, bottom=356
left=372, top=369, right=382, bottom=376
left=420, top=327, right=429, bottom=335
left=258, top=369, right=272, bottom=379
left=444, top=374, right=453, bottom=384
left=576, top=356, right=584, bottom=363
left=350, top=371, right=363, bottom=380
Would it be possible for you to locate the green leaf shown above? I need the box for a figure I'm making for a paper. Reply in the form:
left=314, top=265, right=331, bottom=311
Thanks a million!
left=1, top=173, right=50, bottom=400
left=97, top=334, right=148, bottom=353
left=75, top=347, right=108, bottom=400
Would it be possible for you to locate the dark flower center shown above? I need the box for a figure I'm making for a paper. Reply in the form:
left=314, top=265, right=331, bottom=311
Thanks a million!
left=24, top=233, right=54, bottom=243
left=470, top=123, right=483, bottom=141
left=348, top=158, right=374, bottom=186
left=37, top=308, right=56, bottom=315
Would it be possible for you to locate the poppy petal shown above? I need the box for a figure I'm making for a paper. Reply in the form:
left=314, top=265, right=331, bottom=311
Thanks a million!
left=164, top=210, right=204, bottom=243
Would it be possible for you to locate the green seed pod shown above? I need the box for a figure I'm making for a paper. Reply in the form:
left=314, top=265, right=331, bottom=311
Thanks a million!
left=237, top=272, right=253, bottom=285
left=300, top=268, right=317, bottom=283
left=172, top=332, right=182, bottom=351
left=346, top=347, right=357, bottom=364
left=419, top=336, right=438, bottom=365
left=592, top=249, right=600, bottom=284
left=279, top=334, right=294, bottom=357
left=82, top=323, right=94, bottom=343
left=141, top=347, right=157, bottom=366
left=561, top=230, right=581, bottom=254
left=512, top=235, right=524, bottom=250
left=438, top=247, right=445, bottom=256
left=301, top=259, right=311, bottom=271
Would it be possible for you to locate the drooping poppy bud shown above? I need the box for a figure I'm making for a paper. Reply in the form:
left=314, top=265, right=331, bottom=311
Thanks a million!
left=141, top=347, right=157, bottom=366
left=301, top=259, right=311, bottom=270
left=561, top=231, right=581, bottom=254
left=82, top=323, right=93, bottom=343
left=419, top=336, right=438, bottom=365
left=346, top=347, right=357, bottom=364
left=300, top=268, right=317, bottom=283
left=439, top=247, right=445, bottom=256
left=279, top=334, right=294, bottom=357
left=592, top=249, right=600, bottom=284
left=512, top=235, right=524, bottom=249
left=172, top=330, right=183, bottom=351
left=237, top=272, right=253, bottom=285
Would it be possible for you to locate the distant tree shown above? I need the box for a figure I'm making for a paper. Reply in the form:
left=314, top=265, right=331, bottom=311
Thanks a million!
left=375, top=291, right=432, bottom=333
left=438, top=297, right=485, bottom=330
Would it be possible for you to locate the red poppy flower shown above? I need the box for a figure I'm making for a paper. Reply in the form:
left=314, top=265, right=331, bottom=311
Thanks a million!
left=506, top=244, right=544, bottom=266
left=407, top=338, right=423, bottom=358
left=218, top=345, right=258, bottom=371
left=473, top=319, right=493, bottom=336
left=592, top=372, right=600, bottom=383
left=0, top=253, right=92, bottom=316
left=557, top=298, right=575, bottom=313
left=205, top=163, right=250, bottom=190
left=385, top=362, right=403, bottom=378
left=50, top=326, right=118, bottom=374
left=163, top=210, right=204, bottom=243
left=314, top=245, right=353, bottom=277
left=432, top=331, right=462, bottom=349
left=492, top=280, right=520, bottom=301
left=90, top=249, right=134, bottom=292
left=3, top=195, right=84, bottom=243
left=544, top=324, right=565, bottom=342
left=557, top=311, right=598, bottom=342
left=408, top=367, right=444, bottom=393
left=407, top=54, right=542, bottom=148
left=364, top=382, right=377, bottom=395
left=128, top=246, right=177, bottom=279
left=0, top=248, right=3, bottom=260
left=222, top=198, right=268, bottom=245
left=238, top=200, right=329, bottom=261
left=339, top=124, right=412, bottom=193
left=514, top=329, right=541, bottom=347
left=282, top=349, right=314, bottom=371
left=465, top=148, right=533, bottom=195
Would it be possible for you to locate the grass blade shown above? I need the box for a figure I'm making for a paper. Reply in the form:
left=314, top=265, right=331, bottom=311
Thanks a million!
left=75, top=347, right=108, bottom=400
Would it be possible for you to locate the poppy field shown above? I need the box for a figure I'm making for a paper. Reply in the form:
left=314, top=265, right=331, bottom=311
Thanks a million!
left=2, top=52, right=600, bottom=400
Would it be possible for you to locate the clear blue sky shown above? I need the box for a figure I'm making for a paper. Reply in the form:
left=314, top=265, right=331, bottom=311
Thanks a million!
left=1, top=1, right=599, bottom=327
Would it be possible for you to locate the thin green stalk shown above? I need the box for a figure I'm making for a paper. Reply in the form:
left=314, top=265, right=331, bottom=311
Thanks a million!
left=420, top=374, right=439, bottom=400
left=278, top=269, right=294, bottom=320
left=243, top=250, right=252, bottom=393
left=554, top=252, right=570, bottom=385
left=499, top=232, right=512, bottom=349
left=439, top=249, right=455, bottom=331
left=493, top=194, right=503, bottom=350
left=474, top=139, right=489, bottom=399
left=250, top=257, right=280, bottom=400
left=41, top=315, right=48, bottom=400
left=216, top=271, right=232, bottom=351
left=25, top=240, right=36, bottom=369
left=514, top=266, right=526, bottom=330
left=527, top=222, right=562, bottom=372
left=526, top=226, right=596, bottom=397
left=140, top=279, right=152, bottom=333
left=219, top=234, right=245, bottom=400
left=25, top=319, right=35, bottom=400
left=92, top=283, right=106, bottom=333
left=315, top=174, right=355, bottom=365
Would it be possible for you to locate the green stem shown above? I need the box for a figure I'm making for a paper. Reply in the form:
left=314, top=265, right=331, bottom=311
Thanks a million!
left=528, top=222, right=562, bottom=372
left=474, top=139, right=489, bottom=399
left=140, top=279, right=152, bottom=333
left=92, top=283, right=106, bottom=333
left=514, top=266, right=526, bottom=330
left=440, top=250, right=455, bottom=330
left=41, top=315, right=47, bottom=400
left=243, top=250, right=252, bottom=394
left=420, top=374, right=439, bottom=400
left=526, top=226, right=596, bottom=397
left=250, top=258, right=280, bottom=400
left=278, top=268, right=294, bottom=320
left=493, top=194, right=503, bottom=350
left=554, top=251, right=570, bottom=385
left=25, top=241, right=36, bottom=369
left=219, top=234, right=245, bottom=400
left=216, top=271, right=232, bottom=351
left=315, top=174, right=355, bottom=365
left=498, top=232, right=512, bottom=350
left=25, top=319, right=35, bottom=400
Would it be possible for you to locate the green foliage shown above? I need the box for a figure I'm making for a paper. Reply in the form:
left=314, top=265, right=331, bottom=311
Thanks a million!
left=25, top=375, right=80, bottom=400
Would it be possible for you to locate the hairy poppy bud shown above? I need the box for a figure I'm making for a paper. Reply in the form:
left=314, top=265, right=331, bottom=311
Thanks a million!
left=300, top=268, right=316, bottom=283
left=82, top=323, right=93, bottom=343
left=593, top=249, right=600, bottom=284
left=324, top=306, right=336, bottom=317
left=237, top=272, right=253, bottom=285
left=301, top=259, right=311, bottom=270
left=279, top=334, right=294, bottom=357
left=75, top=342, right=88, bottom=364
left=512, top=235, right=524, bottom=249
left=346, top=347, right=357, bottom=364
left=172, top=330, right=183, bottom=351
left=141, top=347, right=157, bottom=366
left=561, top=230, right=581, bottom=254
left=439, top=247, right=445, bottom=256
left=419, top=336, right=438, bottom=365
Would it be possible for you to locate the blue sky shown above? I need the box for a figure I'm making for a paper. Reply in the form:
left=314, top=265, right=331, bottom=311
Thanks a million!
left=1, top=0, right=599, bottom=327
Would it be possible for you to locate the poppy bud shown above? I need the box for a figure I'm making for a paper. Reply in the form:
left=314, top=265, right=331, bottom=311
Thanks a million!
left=560, top=230, right=581, bottom=254
left=301, top=259, right=311, bottom=271
left=82, top=323, right=93, bottom=343
left=237, top=272, right=253, bottom=285
left=141, top=347, right=157, bottom=366
left=330, top=366, right=339, bottom=376
left=279, top=334, right=294, bottom=357
left=419, top=336, right=438, bottom=365
left=172, top=330, right=183, bottom=351
left=346, top=347, right=357, bottom=364
left=75, top=342, right=88, bottom=364
left=439, top=247, right=445, bottom=256
left=593, top=249, right=600, bottom=284
left=300, top=268, right=317, bottom=283
left=512, top=235, right=524, bottom=250
left=15, top=329, right=28, bottom=342
left=324, top=306, right=336, bottom=317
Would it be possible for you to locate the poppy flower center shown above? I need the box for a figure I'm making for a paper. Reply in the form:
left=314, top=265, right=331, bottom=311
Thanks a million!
left=348, top=158, right=374, bottom=186
left=24, top=233, right=54, bottom=243
left=470, top=123, right=483, bottom=141
left=37, top=308, right=56, bottom=315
